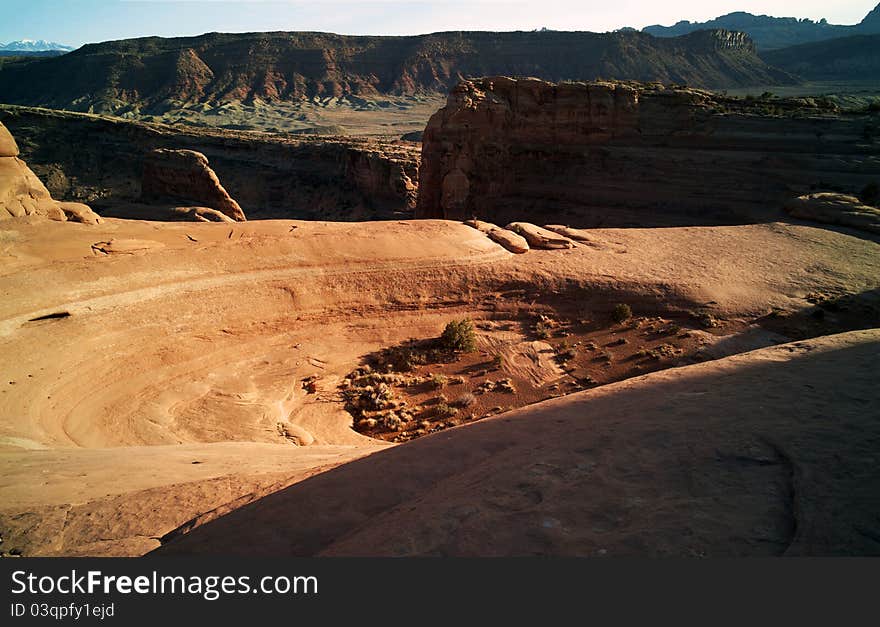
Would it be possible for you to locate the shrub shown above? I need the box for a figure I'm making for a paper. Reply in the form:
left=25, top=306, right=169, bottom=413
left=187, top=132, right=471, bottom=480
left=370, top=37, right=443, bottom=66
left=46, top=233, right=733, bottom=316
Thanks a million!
left=534, top=320, right=551, bottom=339
left=384, top=345, right=426, bottom=371
left=491, top=354, right=504, bottom=369
left=451, top=393, right=477, bottom=408
left=440, top=319, right=477, bottom=352
left=611, top=303, right=633, bottom=324
left=433, top=403, right=458, bottom=419
left=429, top=373, right=448, bottom=389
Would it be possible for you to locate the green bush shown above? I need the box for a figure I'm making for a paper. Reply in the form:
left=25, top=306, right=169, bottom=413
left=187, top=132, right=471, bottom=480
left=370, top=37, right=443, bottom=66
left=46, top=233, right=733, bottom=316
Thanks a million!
left=611, top=303, right=633, bottom=324
left=429, top=373, right=448, bottom=389
left=534, top=320, right=551, bottom=339
left=440, top=319, right=477, bottom=352
left=433, top=403, right=458, bottom=419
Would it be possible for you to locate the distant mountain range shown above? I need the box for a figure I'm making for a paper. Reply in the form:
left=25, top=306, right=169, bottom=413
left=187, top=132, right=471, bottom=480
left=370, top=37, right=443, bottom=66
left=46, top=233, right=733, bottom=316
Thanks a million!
left=761, top=33, right=880, bottom=80
left=0, top=40, right=74, bottom=52
left=0, top=29, right=796, bottom=115
left=642, top=3, right=880, bottom=50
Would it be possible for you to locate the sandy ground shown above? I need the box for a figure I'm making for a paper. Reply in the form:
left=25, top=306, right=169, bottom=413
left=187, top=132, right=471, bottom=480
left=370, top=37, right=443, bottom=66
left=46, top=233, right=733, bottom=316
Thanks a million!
left=0, top=216, right=877, bottom=555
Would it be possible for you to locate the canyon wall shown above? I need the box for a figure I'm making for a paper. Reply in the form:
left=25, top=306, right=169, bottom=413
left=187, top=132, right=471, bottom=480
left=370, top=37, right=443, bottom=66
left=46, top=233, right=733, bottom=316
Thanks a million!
left=416, top=76, right=880, bottom=227
left=0, top=106, right=419, bottom=220
left=0, top=30, right=794, bottom=115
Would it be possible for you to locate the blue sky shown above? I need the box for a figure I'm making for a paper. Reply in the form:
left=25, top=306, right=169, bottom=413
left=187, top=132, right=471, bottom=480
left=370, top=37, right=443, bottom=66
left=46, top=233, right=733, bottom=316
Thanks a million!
left=1, top=1, right=876, bottom=47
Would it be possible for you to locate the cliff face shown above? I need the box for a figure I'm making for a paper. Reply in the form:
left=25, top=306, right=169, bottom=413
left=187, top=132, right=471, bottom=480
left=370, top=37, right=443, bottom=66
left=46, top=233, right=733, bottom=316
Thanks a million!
left=0, top=30, right=795, bottom=115
left=416, top=77, right=880, bottom=226
left=0, top=106, right=419, bottom=220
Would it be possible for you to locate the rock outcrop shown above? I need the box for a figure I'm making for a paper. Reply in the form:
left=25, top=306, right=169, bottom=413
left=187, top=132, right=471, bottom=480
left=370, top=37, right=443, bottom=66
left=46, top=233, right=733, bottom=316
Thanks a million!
left=141, top=149, right=246, bottom=221
left=505, top=222, right=577, bottom=249
left=0, top=121, right=101, bottom=223
left=96, top=203, right=236, bottom=223
left=1, top=106, right=419, bottom=220
left=463, top=219, right=529, bottom=254
left=543, top=225, right=603, bottom=245
left=416, top=77, right=880, bottom=227
left=785, top=193, right=880, bottom=234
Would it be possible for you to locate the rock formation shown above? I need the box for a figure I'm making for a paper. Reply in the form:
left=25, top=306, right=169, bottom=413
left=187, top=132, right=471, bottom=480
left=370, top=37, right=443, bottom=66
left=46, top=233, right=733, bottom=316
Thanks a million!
left=506, top=222, right=577, bottom=249
left=543, top=225, right=603, bottom=245
left=0, top=30, right=794, bottom=116
left=0, top=121, right=101, bottom=223
left=141, top=148, right=246, bottom=221
left=785, top=193, right=880, bottom=234
left=416, top=77, right=880, bottom=227
left=1, top=106, right=419, bottom=220
left=463, top=219, right=529, bottom=254
left=345, top=149, right=418, bottom=211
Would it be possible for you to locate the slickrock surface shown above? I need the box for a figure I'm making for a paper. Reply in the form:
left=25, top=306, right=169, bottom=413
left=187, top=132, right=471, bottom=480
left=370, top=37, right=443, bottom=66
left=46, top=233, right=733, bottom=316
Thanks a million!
left=416, top=77, right=880, bottom=227
left=142, top=148, right=246, bottom=221
left=0, top=216, right=877, bottom=556
left=155, top=329, right=880, bottom=557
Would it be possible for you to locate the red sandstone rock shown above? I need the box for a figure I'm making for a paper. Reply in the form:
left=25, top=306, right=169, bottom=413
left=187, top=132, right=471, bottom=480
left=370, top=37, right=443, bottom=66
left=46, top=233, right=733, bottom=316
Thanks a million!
left=142, top=149, right=246, bottom=221
left=0, top=121, right=101, bottom=223
left=463, top=219, right=529, bottom=253
left=506, top=222, right=576, bottom=249
left=416, top=77, right=880, bottom=227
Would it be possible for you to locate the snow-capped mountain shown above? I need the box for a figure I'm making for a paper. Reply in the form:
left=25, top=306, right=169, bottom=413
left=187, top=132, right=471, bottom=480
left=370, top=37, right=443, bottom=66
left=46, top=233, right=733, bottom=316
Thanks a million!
left=0, top=39, right=74, bottom=52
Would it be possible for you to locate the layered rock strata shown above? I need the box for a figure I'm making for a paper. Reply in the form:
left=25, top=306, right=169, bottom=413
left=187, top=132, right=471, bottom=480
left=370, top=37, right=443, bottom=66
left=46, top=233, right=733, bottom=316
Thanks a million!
left=416, top=77, right=880, bottom=227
